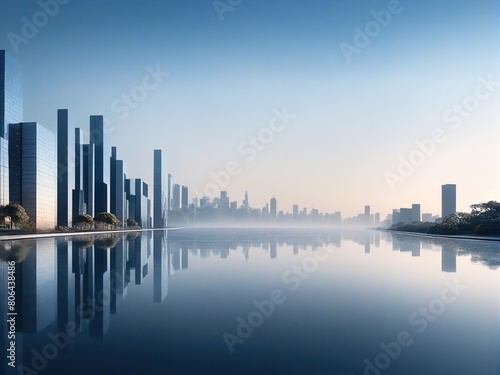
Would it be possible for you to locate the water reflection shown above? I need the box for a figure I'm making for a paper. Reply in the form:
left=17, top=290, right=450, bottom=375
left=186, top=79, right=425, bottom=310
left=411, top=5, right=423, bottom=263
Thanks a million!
left=0, top=229, right=498, bottom=374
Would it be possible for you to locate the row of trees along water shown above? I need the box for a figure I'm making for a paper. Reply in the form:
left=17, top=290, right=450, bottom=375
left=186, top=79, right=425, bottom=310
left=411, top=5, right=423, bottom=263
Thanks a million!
left=389, top=201, right=500, bottom=236
left=0, top=203, right=140, bottom=231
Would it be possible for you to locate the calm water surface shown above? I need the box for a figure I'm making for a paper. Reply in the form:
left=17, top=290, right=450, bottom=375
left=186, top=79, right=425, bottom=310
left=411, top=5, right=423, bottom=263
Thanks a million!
left=0, top=229, right=498, bottom=375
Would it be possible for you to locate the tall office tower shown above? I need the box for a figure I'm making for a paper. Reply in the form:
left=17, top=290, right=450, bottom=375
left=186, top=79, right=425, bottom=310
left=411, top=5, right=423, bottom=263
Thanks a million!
left=9, top=123, right=56, bottom=229
left=374, top=213, right=381, bottom=226
left=89, top=115, right=110, bottom=214
left=181, top=185, right=188, bottom=210
left=270, top=197, right=277, bottom=218
left=293, top=205, right=299, bottom=218
left=57, top=109, right=70, bottom=226
left=153, top=150, right=168, bottom=228
left=0, top=50, right=23, bottom=205
left=125, top=178, right=136, bottom=222
left=411, top=204, right=421, bottom=223
left=243, top=191, right=249, bottom=209
left=135, top=179, right=150, bottom=228
left=400, top=208, right=412, bottom=224
left=364, top=205, right=371, bottom=224
left=110, top=147, right=126, bottom=225
left=172, top=183, right=181, bottom=211
left=82, top=144, right=95, bottom=217
left=392, top=209, right=400, bottom=225
left=220, top=191, right=229, bottom=210
left=72, top=128, right=85, bottom=221
left=167, top=173, right=174, bottom=211
left=442, top=184, right=456, bottom=218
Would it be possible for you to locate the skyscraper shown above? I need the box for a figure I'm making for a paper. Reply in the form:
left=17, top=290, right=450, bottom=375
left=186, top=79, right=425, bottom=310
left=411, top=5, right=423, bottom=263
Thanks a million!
left=72, top=128, right=84, bottom=220
left=364, top=205, right=371, bottom=224
left=411, top=204, right=421, bottom=223
left=82, top=144, right=95, bottom=217
left=442, top=184, right=456, bottom=218
left=220, top=191, right=229, bottom=210
left=167, top=174, right=174, bottom=211
left=134, top=179, right=150, bottom=228
left=9, top=122, right=56, bottom=229
left=181, top=185, right=188, bottom=210
left=153, top=150, right=167, bottom=228
left=0, top=50, right=23, bottom=205
left=270, top=197, right=277, bottom=218
left=89, top=115, right=110, bottom=214
left=110, top=147, right=126, bottom=225
left=172, top=184, right=181, bottom=211
left=57, top=109, right=70, bottom=226
left=243, top=191, right=249, bottom=209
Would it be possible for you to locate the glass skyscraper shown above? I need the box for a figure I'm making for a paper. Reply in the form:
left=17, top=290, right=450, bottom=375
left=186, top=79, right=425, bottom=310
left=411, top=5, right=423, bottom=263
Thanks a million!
left=153, top=149, right=167, bottom=228
left=442, top=184, right=457, bottom=218
left=9, top=122, right=56, bottom=229
left=72, top=128, right=86, bottom=220
left=111, top=146, right=127, bottom=225
left=57, top=109, right=70, bottom=226
left=90, top=115, right=110, bottom=215
left=0, top=50, right=23, bottom=205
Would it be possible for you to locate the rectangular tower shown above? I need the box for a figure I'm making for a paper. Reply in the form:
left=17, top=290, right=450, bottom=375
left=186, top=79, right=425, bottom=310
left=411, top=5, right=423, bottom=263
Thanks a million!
left=441, top=184, right=456, bottom=218
left=57, top=109, right=69, bottom=226
left=0, top=50, right=23, bottom=205
left=153, top=150, right=168, bottom=228
left=89, top=115, right=109, bottom=214
left=9, top=123, right=56, bottom=229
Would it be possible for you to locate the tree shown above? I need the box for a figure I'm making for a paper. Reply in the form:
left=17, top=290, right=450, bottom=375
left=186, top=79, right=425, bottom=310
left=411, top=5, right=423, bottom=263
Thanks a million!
left=126, top=218, right=139, bottom=228
left=73, top=214, right=94, bottom=230
left=94, top=212, right=120, bottom=230
left=0, top=203, right=31, bottom=230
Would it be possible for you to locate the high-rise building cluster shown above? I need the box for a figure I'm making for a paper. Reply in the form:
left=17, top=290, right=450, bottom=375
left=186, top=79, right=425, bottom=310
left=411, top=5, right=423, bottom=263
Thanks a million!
left=0, top=50, right=169, bottom=229
left=167, top=190, right=343, bottom=226
left=383, top=184, right=456, bottom=227
left=0, top=51, right=461, bottom=230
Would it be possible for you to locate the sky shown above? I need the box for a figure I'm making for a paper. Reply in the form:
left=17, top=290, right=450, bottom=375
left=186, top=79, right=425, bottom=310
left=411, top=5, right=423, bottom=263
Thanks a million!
left=0, top=0, right=498, bottom=218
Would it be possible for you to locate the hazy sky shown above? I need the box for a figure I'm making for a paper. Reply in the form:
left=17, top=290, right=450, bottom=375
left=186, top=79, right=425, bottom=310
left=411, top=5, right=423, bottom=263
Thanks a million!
left=0, top=0, right=498, bottom=218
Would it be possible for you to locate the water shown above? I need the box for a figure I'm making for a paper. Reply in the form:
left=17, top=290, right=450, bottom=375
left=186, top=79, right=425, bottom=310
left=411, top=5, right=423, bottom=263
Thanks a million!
left=1, top=229, right=498, bottom=375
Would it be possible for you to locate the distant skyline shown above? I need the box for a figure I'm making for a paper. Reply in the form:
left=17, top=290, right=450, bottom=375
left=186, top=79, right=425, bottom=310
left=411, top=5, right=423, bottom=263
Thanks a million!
left=0, top=0, right=498, bottom=217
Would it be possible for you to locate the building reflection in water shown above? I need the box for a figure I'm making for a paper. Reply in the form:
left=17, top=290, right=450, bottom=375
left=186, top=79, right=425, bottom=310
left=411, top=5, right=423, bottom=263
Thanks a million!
left=442, top=245, right=457, bottom=273
left=0, top=226, right=496, bottom=364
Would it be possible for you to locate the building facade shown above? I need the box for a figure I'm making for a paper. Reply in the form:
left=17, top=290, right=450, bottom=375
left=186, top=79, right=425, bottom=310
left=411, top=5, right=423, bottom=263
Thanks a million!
left=72, top=128, right=85, bottom=221
left=153, top=150, right=168, bottom=228
left=0, top=50, right=23, bottom=205
left=89, top=115, right=110, bottom=214
left=9, top=122, right=56, bottom=229
left=442, top=184, right=456, bottom=218
left=110, top=147, right=127, bottom=225
left=57, top=109, right=70, bottom=226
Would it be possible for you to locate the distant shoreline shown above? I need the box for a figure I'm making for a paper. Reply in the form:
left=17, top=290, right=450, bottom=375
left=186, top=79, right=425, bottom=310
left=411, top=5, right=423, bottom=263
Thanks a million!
left=380, top=229, right=500, bottom=242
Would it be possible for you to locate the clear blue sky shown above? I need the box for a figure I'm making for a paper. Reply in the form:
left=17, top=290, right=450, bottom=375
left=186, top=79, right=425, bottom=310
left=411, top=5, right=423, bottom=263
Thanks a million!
left=0, top=0, right=498, bottom=217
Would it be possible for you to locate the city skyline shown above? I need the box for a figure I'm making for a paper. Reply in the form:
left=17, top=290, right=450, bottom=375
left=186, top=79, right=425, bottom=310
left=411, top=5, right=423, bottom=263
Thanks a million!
left=0, top=1, right=497, bottom=217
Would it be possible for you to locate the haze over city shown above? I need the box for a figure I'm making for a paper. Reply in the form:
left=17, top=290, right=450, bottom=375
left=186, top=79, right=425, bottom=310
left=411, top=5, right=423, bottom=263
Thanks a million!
left=0, top=0, right=498, bottom=217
